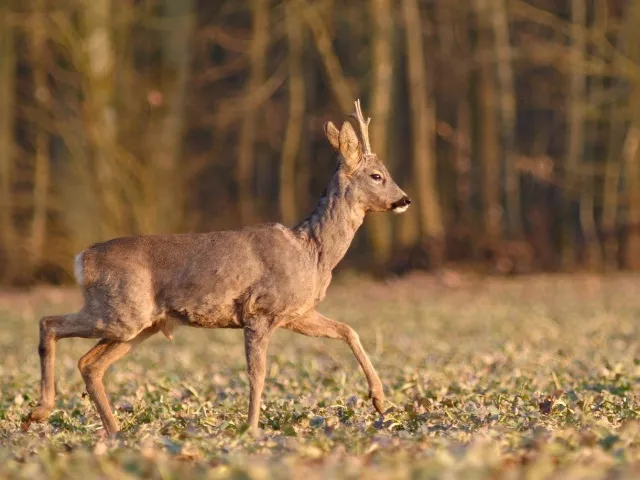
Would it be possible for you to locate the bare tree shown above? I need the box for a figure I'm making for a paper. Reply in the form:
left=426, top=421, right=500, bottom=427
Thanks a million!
left=6, top=0, right=640, bottom=283
left=475, top=0, right=502, bottom=242
left=367, top=0, right=394, bottom=266
left=150, top=0, right=194, bottom=233
left=237, top=0, right=270, bottom=224
left=621, top=126, right=640, bottom=268
left=602, top=0, right=626, bottom=270
left=581, top=0, right=606, bottom=269
left=451, top=4, right=473, bottom=229
left=564, top=0, right=586, bottom=269
left=280, top=1, right=305, bottom=226
left=490, top=0, right=520, bottom=238
left=602, top=75, right=624, bottom=268
left=28, top=0, right=52, bottom=272
left=622, top=0, right=640, bottom=269
left=0, top=2, right=17, bottom=282
left=403, top=0, right=444, bottom=266
left=302, top=0, right=353, bottom=111
left=83, top=0, right=122, bottom=235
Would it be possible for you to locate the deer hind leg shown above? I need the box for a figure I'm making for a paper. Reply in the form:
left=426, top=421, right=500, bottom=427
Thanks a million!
left=282, top=310, right=386, bottom=415
left=26, top=312, right=102, bottom=428
left=243, top=323, right=272, bottom=433
left=78, top=325, right=158, bottom=437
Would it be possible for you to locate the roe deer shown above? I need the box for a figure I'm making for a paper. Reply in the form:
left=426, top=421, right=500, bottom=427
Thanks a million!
left=24, top=100, right=411, bottom=437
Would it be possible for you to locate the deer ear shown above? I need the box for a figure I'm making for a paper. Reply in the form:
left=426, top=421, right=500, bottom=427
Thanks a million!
left=324, top=121, right=340, bottom=152
left=338, top=121, right=360, bottom=168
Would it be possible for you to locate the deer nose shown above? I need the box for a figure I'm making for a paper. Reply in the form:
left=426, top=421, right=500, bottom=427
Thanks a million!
left=391, top=195, right=411, bottom=211
left=392, top=196, right=411, bottom=208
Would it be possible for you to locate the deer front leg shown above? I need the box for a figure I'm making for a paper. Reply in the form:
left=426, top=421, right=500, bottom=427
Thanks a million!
left=282, top=310, right=385, bottom=415
left=243, top=323, right=271, bottom=433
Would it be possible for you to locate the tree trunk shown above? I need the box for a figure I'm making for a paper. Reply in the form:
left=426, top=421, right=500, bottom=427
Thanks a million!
left=622, top=126, right=640, bottom=269
left=402, top=0, right=444, bottom=268
left=279, top=0, right=305, bottom=226
left=456, top=100, right=473, bottom=227
left=622, top=0, right=640, bottom=269
left=561, top=0, right=587, bottom=269
left=581, top=0, right=605, bottom=270
left=602, top=0, right=625, bottom=270
left=490, top=0, right=520, bottom=238
left=28, top=0, right=51, bottom=274
left=475, top=0, right=502, bottom=243
left=453, top=7, right=473, bottom=231
left=297, top=15, right=319, bottom=220
left=302, top=0, right=353, bottom=111
left=150, top=0, right=193, bottom=233
left=0, top=2, right=17, bottom=282
left=237, top=0, right=269, bottom=225
left=602, top=85, right=624, bottom=269
left=367, top=0, right=394, bottom=266
left=82, top=0, right=122, bottom=238
left=567, top=0, right=586, bottom=266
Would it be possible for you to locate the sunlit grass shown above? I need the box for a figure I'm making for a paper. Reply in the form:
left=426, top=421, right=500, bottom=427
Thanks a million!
left=1, top=273, right=639, bottom=478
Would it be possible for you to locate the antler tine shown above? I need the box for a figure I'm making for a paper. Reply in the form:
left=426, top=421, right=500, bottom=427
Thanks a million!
left=349, top=99, right=373, bottom=155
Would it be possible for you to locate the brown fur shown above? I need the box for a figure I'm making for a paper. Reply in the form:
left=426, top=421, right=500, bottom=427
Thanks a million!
left=24, top=100, right=410, bottom=437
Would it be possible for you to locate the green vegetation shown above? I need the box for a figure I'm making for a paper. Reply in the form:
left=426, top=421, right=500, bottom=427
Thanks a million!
left=1, top=274, right=639, bottom=478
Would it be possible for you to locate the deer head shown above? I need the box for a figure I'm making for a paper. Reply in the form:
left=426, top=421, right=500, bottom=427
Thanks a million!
left=324, top=100, right=411, bottom=213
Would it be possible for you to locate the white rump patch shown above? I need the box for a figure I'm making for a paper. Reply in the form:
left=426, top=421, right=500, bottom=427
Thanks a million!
left=393, top=205, right=409, bottom=214
left=73, top=251, right=85, bottom=286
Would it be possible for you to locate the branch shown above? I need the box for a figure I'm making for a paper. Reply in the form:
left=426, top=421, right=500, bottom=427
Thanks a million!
left=510, top=0, right=640, bottom=84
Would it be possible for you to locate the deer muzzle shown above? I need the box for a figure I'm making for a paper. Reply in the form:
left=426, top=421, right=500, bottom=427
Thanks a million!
left=391, top=195, right=411, bottom=213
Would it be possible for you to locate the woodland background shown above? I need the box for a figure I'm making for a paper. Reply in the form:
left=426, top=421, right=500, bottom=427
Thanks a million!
left=1, top=0, right=640, bottom=285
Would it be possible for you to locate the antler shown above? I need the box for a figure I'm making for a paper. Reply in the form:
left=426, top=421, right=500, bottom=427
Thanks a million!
left=349, top=99, right=372, bottom=156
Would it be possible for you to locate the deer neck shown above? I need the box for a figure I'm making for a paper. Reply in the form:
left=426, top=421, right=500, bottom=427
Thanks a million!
left=295, top=172, right=365, bottom=274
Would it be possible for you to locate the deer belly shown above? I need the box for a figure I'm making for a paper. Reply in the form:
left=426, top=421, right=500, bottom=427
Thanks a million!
left=164, top=303, right=243, bottom=329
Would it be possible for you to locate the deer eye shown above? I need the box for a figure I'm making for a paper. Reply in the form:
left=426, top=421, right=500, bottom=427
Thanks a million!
left=370, top=174, right=382, bottom=182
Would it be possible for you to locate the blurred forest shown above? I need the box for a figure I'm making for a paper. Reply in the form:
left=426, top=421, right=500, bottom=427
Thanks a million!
left=0, top=0, right=639, bottom=285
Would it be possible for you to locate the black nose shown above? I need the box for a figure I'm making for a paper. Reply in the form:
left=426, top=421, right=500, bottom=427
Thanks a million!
left=391, top=196, right=411, bottom=209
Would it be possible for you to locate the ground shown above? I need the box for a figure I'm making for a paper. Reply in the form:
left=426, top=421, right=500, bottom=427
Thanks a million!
left=0, top=273, right=639, bottom=479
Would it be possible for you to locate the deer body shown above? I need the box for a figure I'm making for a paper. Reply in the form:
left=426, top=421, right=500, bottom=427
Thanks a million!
left=25, top=100, right=410, bottom=437
left=77, top=225, right=323, bottom=337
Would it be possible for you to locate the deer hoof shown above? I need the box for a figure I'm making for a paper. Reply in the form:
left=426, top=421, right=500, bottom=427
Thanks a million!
left=371, top=395, right=385, bottom=415
left=22, top=405, right=52, bottom=431
left=28, top=405, right=52, bottom=423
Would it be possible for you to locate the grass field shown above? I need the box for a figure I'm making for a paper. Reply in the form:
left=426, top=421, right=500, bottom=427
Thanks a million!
left=1, top=273, right=639, bottom=479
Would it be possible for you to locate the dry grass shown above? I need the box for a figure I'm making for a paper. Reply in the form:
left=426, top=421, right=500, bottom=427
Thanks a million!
left=1, top=273, right=639, bottom=479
